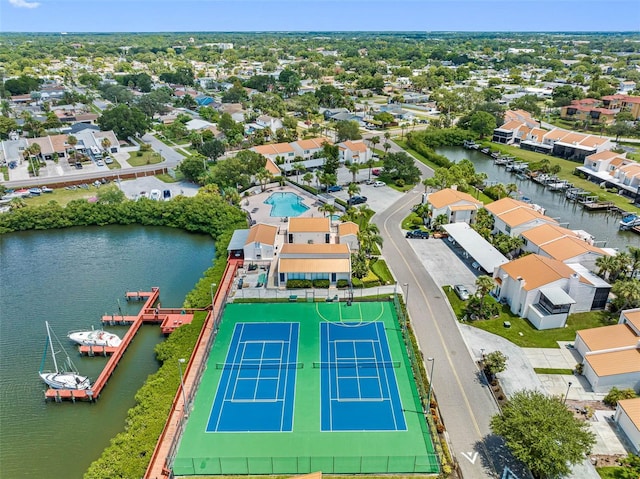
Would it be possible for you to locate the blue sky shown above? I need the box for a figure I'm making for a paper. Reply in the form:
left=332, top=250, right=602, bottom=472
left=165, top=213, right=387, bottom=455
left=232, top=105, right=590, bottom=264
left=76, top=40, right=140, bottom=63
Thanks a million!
left=1, top=0, right=638, bottom=33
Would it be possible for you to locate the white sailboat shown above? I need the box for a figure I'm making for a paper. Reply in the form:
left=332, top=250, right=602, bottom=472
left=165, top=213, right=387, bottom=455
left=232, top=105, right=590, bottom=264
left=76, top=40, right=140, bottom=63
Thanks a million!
left=39, top=321, right=91, bottom=390
left=68, top=328, right=122, bottom=348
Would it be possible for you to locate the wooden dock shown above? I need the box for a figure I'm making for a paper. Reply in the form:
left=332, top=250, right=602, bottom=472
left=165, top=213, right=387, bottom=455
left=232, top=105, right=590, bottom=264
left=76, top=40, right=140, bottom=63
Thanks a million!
left=45, top=288, right=196, bottom=401
left=144, top=259, right=242, bottom=479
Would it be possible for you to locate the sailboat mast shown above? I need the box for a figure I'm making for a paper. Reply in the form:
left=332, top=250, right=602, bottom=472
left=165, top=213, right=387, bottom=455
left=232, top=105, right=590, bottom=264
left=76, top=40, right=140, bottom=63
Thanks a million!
left=45, top=321, right=59, bottom=373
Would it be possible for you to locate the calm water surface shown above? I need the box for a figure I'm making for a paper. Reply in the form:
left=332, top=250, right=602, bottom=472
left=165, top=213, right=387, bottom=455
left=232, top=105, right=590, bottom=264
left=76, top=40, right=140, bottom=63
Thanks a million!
left=436, top=147, right=640, bottom=250
left=0, top=225, right=215, bottom=478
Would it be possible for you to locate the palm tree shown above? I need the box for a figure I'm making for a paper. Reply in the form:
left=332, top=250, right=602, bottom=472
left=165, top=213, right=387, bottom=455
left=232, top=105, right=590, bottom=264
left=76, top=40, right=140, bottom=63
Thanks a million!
left=505, top=183, right=518, bottom=198
left=475, top=275, right=495, bottom=298
left=612, top=251, right=633, bottom=281
left=383, top=142, right=391, bottom=157
left=302, top=172, right=313, bottom=187
left=347, top=182, right=360, bottom=201
left=101, top=137, right=112, bottom=154
left=366, top=158, right=375, bottom=181
left=348, top=163, right=359, bottom=183
left=292, top=159, right=305, bottom=183
left=319, top=202, right=337, bottom=219
left=612, top=280, right=640, bottom=311
left=314, top=169, right=323, bottom=189
left=358, top=222, right=383, bottom=257
left=595, top=254, right=616, bottom=280
left=67, top=135, right=78, bottom=162
left=628, top=247, right=640, bottom=278
left=255, top=168, right=274, bottom=191
left=369, top=135, right=380, bottom=156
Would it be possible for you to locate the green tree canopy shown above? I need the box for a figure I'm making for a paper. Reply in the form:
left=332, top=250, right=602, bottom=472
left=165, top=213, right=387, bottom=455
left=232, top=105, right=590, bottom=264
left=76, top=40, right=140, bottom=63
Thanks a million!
left=468, top=111, right=497, bottom=138
left=335, top=120, right=362, bottom=142
left=382, top=152, right=421, bottom=184
left=98, top=104, right=151, bottom=140
left=491, top=390, right=595, bottom=479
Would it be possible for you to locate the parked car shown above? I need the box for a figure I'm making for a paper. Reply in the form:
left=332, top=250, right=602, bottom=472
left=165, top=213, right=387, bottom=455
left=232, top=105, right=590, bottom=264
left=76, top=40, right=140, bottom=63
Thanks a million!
left=96, top=160, right=105, bottom=167
left=406, top=229, right=430, bottom=239
left=149, top=189, right=161, bottom=201
left=347, top=195, right=367, bottom=206
left=74, top=162, right=83, bottom=169
left=453, top=284, right=470, bottom=301
left=365, top=179, right=375, bottom=185
left=104, top=156, right=113, bottom=164
left=373, top=181, right=385, bottom=187
left=163, top=189, right=172, bottom=200
left=327, top=185, right=343, bottom=192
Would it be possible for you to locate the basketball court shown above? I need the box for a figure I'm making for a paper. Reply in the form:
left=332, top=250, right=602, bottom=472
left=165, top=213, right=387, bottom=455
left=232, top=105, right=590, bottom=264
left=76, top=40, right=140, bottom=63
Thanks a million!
left=172, top=301, right=438, bottom=476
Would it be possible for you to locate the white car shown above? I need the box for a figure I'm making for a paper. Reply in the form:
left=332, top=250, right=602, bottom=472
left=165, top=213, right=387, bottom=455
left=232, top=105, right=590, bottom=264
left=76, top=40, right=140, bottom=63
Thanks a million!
left=149, top=189, right=161, bottom=201
left=373, top=181, right=385, bottom=187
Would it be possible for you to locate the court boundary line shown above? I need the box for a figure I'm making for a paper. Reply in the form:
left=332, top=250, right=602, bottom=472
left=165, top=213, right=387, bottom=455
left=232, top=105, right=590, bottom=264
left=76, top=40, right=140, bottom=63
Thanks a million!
left=320, top=321, right=408, bottom=432
left=205, top=322, right=300, bottom=434
left=315, top=301, right=385, bottom=326
left=332, top=339, right=388, bottom=403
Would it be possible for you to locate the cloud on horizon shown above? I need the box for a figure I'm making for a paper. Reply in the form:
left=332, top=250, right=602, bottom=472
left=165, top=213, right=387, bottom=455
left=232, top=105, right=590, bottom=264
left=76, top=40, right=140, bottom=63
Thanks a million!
left=9, top=0, right=41, bottom=8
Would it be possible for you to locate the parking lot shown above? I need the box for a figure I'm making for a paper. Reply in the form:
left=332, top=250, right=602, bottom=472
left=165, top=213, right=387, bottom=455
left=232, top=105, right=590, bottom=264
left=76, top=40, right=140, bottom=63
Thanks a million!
left=117, top=176, right=200, bottom=200
left=406, top=237, right=479, bottom=294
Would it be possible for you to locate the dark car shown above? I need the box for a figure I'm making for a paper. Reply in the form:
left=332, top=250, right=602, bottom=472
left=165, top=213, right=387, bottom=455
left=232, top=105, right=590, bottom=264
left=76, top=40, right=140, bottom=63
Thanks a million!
left=406, top=229, right=430, bottom=239
left=347, top=195, right=367, bottom=206
left=327, top=185, right=343, bottom=192
left=74, top=162, right=83, bottom=169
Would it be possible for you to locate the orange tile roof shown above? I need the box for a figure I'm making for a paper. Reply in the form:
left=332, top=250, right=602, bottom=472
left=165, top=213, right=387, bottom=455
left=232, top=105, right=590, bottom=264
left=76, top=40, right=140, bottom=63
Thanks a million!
left=279, top=258, right=350, bottom=274
left=340, top=140, right=368, bottom=152
left=280, top=243, right=349, bottom=255
left=498, top=207, right=555, bottom=228
left=500, top=254, right=580, bottom=291
left=610, top=158, right=628, bottom=168
left=294, top=137, right=330, bottom=150
left=27, top=137, right=54, bottom=155
left=338, top=221, right=359, bottom=236
left=245, top=223, right=277, bottom=246
left=577, top=324, right=639, bottom=352
left=522, top=223, right=576, bottom=245
left=618, top=398, right=640, bottom=430
left=48, top=134, right=68, bottom=152
left=540, top=236, right=605, bottom=262
left=428, top=188, right=482, bottom=209
left=545, top=129, right=568, bottom=141
left=556, top=132, right=588, bottom=145
left=622, top=309, right=640, bottom=332
left=288, top=217, right=330, bottom=233
left=497, top=120, right=525, bottom=131
left=585, top=349, right=640, bottom=377
left=485, top=197, right=528, bottom=215
left=253, top=143, right=295, bottom=156
left=529, top=128, right=546, bottom=142
left=265, top=158, right=281, bottom=175
left=587, top=150, right=622, bottom=162
left=578, top=136, right=606, bottom=148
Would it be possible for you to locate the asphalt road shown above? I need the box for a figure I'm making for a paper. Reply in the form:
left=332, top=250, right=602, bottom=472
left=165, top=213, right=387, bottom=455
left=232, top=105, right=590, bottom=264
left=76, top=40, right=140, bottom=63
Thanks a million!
left=373, top=150, right=525, bottom=479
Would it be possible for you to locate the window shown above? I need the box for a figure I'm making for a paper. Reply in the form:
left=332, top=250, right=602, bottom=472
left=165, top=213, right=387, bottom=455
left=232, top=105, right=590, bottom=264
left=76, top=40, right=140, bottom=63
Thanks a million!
left=537, top=293, right=571, bottom=315
left=505, top=225, right=511, bottom=234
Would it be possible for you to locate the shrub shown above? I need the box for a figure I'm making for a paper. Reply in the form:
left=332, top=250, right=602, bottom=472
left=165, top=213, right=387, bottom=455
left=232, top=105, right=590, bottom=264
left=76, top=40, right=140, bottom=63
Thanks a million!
left=136, top=151, right=143, bottom=157
left=312, top=279, right=330, bottom=288
left=351, top=277, right=364, bottom=288
left=336, top=279, right=349, bottom=289
left=604, top=387, right=638, bottom=407
left=286, top=279, right=313, bottom=289
left=395, top=178, right=405, bottom=187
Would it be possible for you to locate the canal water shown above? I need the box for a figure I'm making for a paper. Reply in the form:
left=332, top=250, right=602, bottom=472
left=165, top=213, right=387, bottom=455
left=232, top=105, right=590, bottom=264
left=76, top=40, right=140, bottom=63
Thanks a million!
left=436, top=147, right=640, bottom=250
left=0, top=225, right=215, bottom=478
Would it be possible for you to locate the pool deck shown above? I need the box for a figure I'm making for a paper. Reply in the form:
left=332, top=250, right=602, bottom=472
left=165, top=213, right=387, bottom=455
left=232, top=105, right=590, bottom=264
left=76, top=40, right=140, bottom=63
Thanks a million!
left=241, top=185, right=329, bottom=227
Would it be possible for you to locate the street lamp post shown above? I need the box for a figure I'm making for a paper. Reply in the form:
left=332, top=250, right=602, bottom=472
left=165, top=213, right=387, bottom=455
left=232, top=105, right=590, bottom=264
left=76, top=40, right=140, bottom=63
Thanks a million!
left=426, top=357, right=435, bottom=409
left=402, top=283, right=410, bottom=335
left=178, top=358, right=188, bottom=414
left=563, top=381, right=572, bottom=404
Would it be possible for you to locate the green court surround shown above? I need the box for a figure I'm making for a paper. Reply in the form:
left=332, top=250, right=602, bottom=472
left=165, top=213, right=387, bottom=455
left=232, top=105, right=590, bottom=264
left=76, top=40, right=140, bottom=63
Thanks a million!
left=173, top=302, right=438, bottom=476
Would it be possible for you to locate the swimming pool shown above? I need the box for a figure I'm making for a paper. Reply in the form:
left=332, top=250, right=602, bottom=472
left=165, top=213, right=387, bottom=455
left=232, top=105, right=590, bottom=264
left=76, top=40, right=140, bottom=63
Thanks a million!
left=264, top=192, right=310, bottom=217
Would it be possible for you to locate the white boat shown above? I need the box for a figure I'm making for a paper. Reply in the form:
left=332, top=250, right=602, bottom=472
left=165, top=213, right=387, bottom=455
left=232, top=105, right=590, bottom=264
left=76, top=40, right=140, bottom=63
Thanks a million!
left=68, top=329, right=122, bottom=348
left=620, top=214, right=640, bottom=230
left=39, top=321, right=91, bottom=390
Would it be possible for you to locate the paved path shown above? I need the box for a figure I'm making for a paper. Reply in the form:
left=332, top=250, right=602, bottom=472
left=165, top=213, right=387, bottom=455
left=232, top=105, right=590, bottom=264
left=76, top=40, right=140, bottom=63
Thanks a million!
left=373, top=181, right=520, bottom=478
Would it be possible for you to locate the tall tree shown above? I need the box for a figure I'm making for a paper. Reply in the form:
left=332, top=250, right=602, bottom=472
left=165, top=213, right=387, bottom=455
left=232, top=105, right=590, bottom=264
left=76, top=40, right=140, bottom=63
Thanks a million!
left=491, top=390, right=595, bottom=479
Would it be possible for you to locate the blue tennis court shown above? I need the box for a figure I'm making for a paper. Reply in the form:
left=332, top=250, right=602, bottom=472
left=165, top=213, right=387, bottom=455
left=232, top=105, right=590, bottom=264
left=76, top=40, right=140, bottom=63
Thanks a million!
left=206, top=322, right=299, bottom=432
left=319, top=321, right=406, bottom=431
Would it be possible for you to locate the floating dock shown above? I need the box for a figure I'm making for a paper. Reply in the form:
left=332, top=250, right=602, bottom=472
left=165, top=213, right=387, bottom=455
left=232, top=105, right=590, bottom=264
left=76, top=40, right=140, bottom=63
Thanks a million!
left=45, top=288, right=196, bottom=401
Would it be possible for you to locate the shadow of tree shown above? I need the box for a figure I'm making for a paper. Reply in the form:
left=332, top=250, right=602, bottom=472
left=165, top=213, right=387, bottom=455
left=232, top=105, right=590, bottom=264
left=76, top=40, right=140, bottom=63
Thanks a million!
left=475, top=434, right=532, bottom=479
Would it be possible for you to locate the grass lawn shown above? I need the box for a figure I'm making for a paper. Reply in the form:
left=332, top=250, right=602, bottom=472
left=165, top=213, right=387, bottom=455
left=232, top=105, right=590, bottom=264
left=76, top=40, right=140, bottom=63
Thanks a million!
left=443, top=287, right=613, bottom=348
left=533, top=368, right=574, bottom=374
left=22, top=186, right=98, bottom=207
left=106, top=158, right=122, bottom=170
left=596, top=466, right=636, bottom=479
left=402, top=212, right=424, bottom=230
left=156, top=172, right=181, bottom=183
left=370, top=258, right=394, bottom=284
left=1, top=166, right=7, bottom=181
left=482, top=142, right=639, bottom=212
left=127, top=150, right=163, bottom=167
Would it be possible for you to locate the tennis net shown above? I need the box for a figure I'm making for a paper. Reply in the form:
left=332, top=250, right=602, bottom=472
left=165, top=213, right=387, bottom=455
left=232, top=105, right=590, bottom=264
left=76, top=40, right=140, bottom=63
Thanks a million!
left=312, top=360, right=401, bottom=369
left=215, top=362, right=304, bottom=370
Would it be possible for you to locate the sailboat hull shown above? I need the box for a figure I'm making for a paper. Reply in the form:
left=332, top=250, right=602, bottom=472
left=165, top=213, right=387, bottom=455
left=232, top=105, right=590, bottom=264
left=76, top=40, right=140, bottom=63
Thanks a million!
left=39, top=371, right=91, bottom=390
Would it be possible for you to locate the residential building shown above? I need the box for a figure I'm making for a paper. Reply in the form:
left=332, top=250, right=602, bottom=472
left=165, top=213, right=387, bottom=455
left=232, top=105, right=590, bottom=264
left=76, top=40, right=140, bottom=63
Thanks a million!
left=576, top=150, right=640, bottom=198
left=338, top=140, right=371, bottom=164
left=337, top=222, right=360, bottom=251
left=426, top=188, right=483, bottom=226
left=276, top=243, right=351, bottom=286
left=615, top=398, right=640, bottom=453
left=485, top=197, right=557, bottom=238
left=287, top=217, right=331, bottom=244
left=520, top=223, right=610, bottom=271
left=560, top=99, right=617, bottom=125
left=291, top=138, right=329, bottom=160
left=573, top=309, right=640, bottom=393
left=252, top=138, right=330, bottom=173
left=494, top=254, right=610, bottom=330
left=242, top=223, right=278, bottom=262
left=601, top=94, right=640, bottom=120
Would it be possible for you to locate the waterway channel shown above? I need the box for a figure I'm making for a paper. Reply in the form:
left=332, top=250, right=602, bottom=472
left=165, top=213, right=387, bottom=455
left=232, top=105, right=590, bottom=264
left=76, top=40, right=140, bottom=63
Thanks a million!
left=435, top=147, right=640, bottom=250
left=0, top=225, right=215, bottom=478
